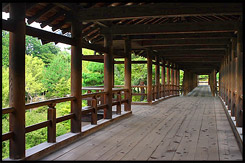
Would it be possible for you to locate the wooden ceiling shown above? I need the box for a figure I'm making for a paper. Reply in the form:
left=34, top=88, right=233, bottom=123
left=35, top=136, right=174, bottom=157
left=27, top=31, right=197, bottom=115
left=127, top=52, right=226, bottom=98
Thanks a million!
left=2, top=3, right=242, bottom=74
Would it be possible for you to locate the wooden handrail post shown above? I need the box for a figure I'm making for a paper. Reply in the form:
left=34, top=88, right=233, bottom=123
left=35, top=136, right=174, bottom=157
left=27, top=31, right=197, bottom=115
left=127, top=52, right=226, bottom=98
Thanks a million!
left=9, top=3, right=26, bottom=159
left=91, top=96, right=97, bottom=125
left=116, top=91, right=121, bottom=115
left=71, top=16, right=82, bottom=133
left=124, top=37, right=131, bottom=111
left=104, top=33, right=113, bottom=118
left=147, top=49, right=152, bottom=104
left=48, top=103, right=56, bottom=143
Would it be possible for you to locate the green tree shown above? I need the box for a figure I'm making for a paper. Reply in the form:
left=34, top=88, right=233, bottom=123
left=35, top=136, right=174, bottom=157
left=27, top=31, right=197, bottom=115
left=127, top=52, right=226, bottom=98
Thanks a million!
left=2, top=67, right=9, bottom=108
left=2, top=31, right=9, bottom=67
left=42, top=54, right=71, bottom=98
left=25, top=55, right=45, bottom=103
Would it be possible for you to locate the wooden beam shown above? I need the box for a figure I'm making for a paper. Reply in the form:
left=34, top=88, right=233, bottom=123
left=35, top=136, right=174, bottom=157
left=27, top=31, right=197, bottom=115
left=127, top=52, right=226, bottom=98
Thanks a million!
left=140, top=39, right=231, bottom=47
left=101, top=21, right=240, bottom=35
left=9, top=3, right=26, bottom=159
left=78, top=3, right=242, bottom=22
left=113, top=32, right=236, bottom=40
left=27, top=4, right=54, bottom=24
left=40, top=10, right=66, bottom=28
left=150, top=45, right=227, bottom=50
left=3, top=19, right=109, bottom=53
left=158, top=50, right=225, bottom=55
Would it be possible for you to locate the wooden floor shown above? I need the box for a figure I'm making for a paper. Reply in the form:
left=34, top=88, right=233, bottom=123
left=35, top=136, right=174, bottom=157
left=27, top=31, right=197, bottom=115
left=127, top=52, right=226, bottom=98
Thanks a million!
left=41, top=86, right=242, bottom=161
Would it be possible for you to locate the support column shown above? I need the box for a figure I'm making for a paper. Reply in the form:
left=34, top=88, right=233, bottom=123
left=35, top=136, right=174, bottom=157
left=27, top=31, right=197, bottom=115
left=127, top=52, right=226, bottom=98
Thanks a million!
left=9, top=3, right=26, bottom=159
left=230, top=37, right=237, bottom=117
left=155, top=55, right=160, bottom=99
left=161, top=58, right=165, bottom=97
left=174, top=66, right=177, bottom=95
left=147, top=50, right=152, bottom=104
left=71, top=18, right=82, bottom=133
left=124, top=37, right=131, bottom=111
left=166, top=63, right=170, bottom=96
left=171, top=65, right=174, bottom=96
left=236, top=26, right=243, bottom=127
left=227, top=44, right=232, bottom=109
left=104, top=33, right=113, bottom=119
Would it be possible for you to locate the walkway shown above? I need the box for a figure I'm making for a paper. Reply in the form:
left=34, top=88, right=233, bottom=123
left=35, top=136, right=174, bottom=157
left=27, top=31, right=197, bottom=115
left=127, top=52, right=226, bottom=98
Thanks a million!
left=41, top=86, right=242, bottom=161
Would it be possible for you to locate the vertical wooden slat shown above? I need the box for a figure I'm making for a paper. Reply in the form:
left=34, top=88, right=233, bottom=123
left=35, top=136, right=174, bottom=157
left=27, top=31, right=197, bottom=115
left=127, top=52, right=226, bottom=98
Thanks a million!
left=147, top=50, right=152, bottom=104
left=236, top=26, right=243, bottom=128
left=48, top=104, right=56, bottom=143
left=104, top=33, right=113, bottom=118
left=71, top=17, right=82, bottom=133
left=91, top=96, right=97, bottom=125
left=155, top=55, right=160, bottom=99
left=124, top=37, right=131, bottom=111
left=9, top=3, right=26, bottom=159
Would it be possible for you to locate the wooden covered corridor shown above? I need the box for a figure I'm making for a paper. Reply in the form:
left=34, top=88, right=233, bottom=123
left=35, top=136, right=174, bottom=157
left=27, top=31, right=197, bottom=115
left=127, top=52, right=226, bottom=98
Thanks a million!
left=2, top=2, right=243, bottom=161
left=41, top=86, right=242, bottom=161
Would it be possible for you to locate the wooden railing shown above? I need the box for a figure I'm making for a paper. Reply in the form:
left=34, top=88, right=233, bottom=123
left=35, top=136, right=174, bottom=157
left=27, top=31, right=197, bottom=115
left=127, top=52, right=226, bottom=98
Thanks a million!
left=114, top=84, right=180, bottom=102
left=2, top=88, right=129, bottom=155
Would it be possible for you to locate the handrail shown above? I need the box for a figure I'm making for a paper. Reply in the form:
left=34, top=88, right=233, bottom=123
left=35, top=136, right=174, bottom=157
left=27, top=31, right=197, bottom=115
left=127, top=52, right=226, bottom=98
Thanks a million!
left=2, top=107, right=15, bottom=114
left=25, top=96, right=76, bottom=110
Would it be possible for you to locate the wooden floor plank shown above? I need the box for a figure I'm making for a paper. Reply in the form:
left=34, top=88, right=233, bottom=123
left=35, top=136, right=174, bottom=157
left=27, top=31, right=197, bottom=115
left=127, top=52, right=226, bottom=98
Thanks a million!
left=40, top=86, right=242, bottom=161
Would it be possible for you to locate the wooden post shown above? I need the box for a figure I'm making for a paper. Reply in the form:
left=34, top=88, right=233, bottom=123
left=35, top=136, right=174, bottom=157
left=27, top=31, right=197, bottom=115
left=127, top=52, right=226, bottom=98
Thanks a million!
left=104, top=33, right=113, bottom=118
left=124, top=37, right=131, bottom=111
left=116, top=91, right=121, bottom=115
left=155, top=55, right=160, bottom=99
left=48, top=103, right=56, bottom=143
left=91, top=96, right=97, bottom=125
left=166, top=63, right=170, bottom=96
left=236, top=26, right=243, bottom=127
left=9, top=3, right=26, bottom=159
left=71, top=17, right=82, bottom=133
left=174, top=66, right=177, bottom=95
left=161, top=58, right=165, bottom=98
left=147, top=50, right=152, bottom=104
left=227, top=44, right=232, bottom=109
left=230, top=37, right=237, bottom=117
left=171, top=65, right=174, bottom=96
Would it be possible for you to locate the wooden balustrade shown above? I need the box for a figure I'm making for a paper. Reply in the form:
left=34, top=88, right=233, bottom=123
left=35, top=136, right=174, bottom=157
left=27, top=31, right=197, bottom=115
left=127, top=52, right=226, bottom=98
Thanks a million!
left=2, top=89, right=129, bottom=150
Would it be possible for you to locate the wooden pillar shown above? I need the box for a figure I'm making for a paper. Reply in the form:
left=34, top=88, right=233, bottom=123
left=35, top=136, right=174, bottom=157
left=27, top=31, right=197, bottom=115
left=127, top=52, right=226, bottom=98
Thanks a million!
left=71, top=18, right=82, bottom=133
left=236, top=26, right=243, bottom=127
left=147, top=50, right=152, bottom=103
left=225, top=55, right=229, bottom=104
left=166, top=64, right=170, bottom=96
left=155, top=55, right=160, bottom=99
left=227, top=44, right=232, bottom=109
left=9, top=3, right=26, bottom=159
left=171, top=65, right=174, bottom=96
left=161, top=58, right=165, bottom=97
left=177, top=69, right=180, bottom=95
left=104, top=33, right=113, bottom=119
left=230, top=38, right=237, bottom=117
left=124, top=37, right=131, bottom=111
left=182, top=70, right=187, bottom=95
left=174, top=66, right=177, bottom=95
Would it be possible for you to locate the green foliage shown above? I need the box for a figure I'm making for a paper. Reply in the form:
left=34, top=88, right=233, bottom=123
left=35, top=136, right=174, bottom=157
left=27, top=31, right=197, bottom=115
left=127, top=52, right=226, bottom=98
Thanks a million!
left=82, top=62, right=104, bottom=86
left=25, top=55, right=45, bottom=102
left=2, top=67, right=9, bottom=108
left=42, top=55, right=71, bottom=98
left=2, top=31, right=9, bottom=67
